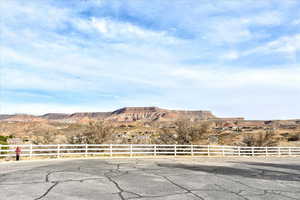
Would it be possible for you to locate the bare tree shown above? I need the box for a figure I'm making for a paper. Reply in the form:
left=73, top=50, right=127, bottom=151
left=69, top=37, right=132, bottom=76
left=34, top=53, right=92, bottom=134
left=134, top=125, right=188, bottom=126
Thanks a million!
left=69, top=121, right=115, bottom=144
left=159, top=119, right=210, bottom=144
left=158, top=127, right=177, bottom=144
left=241, top=130, right=278, bottom=147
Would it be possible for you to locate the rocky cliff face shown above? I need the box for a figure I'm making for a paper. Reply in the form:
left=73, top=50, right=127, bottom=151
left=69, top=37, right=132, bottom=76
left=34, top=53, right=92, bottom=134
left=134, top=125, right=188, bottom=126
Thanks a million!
left=0, top=107, right=216, bottom=123
left=108, top=107, right=165, bottom=121
left=1, top=107, right=299, bottom=127
left=107, top=107, right=216, bottom=122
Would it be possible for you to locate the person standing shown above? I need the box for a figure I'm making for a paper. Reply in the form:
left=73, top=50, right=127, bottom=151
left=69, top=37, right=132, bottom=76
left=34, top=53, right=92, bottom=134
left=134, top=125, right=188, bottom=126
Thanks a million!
left=15, top=146, right=21, bottom=161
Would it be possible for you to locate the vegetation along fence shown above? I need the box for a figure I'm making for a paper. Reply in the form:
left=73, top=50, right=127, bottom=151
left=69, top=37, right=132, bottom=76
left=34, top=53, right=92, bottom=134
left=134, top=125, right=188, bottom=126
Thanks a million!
left=1, top=144, right=300, bottom=159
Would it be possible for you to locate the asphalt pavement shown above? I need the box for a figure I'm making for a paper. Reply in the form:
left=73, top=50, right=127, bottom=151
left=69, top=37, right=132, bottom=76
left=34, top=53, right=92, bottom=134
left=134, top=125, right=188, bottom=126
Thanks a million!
left=0, top=157, right=300, bottom=200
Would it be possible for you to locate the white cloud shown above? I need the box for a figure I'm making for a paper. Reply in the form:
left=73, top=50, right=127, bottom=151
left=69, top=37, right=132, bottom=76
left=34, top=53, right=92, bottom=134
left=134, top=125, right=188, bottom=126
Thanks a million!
left=206, top=19, right=253, bottom=44
left=205, top=11, right=283, bottom=44
left=171, top=66, right=300, bottom=89
left=245, top=34, right=300, bottom=58
left=1, top=68, right=96, bottom=92
left=1, top=0, right=300, bottom=119
left=220, top=51, right=240, bottom=60
left=0, top=103, right=113, bottom=115
left=0, top=0, right=71, bottom=31
left=266, top=35, right=300, bottom=53
left=292, top=19, right=300, bottom=25
left=247, top=11, right=282, bottom=26
left=90, top=17, right=181, bottom=44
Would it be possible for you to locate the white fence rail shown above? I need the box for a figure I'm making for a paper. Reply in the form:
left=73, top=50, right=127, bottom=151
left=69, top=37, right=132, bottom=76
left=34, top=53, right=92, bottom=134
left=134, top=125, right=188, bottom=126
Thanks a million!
left=1, top=144, right=300, bottom=159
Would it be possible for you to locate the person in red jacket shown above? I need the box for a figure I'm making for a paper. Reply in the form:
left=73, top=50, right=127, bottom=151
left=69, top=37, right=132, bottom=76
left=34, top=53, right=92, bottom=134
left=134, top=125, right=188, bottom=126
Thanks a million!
left=15, top=146, right=21, bottom=161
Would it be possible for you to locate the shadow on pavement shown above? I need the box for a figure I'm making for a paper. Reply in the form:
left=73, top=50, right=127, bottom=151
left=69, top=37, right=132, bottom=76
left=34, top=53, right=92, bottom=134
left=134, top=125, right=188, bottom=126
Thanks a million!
left=230, top=162, right=300, bottom=171
left=157, top=163, right=300, bottom=182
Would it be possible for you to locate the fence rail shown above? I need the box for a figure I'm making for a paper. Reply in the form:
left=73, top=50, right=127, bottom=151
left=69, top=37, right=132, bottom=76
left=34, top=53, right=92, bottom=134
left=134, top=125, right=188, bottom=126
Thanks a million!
left=1, top=144, right=300, bottom=159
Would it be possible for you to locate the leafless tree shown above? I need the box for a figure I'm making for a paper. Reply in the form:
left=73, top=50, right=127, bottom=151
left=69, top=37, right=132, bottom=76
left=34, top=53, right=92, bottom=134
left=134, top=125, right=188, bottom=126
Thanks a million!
left=69, top=121, right=115, bottom=144
left=241, top=130, right=278, bottom=147
left=159, top=119, right=210, bottom=144
left=158, top=127, right=177, bottom=144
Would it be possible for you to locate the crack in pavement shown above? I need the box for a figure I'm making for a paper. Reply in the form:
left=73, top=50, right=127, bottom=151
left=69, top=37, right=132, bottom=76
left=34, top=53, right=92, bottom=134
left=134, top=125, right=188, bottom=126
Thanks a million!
left=102, top=162, right=194, bottom=200
left=127, top=191, right=200, bottom=199
left=104, top=167, right=143, bottom=200
left=2, top=159, right=300, bottom=200
left=35, top=162, right=138, bottom=200
left=214, top=184, right=250, bottom=200
left=139, top=165, right=205, bottom=200
left=157, top=174, right=205, bottom=200
left=34, top=182, right=59, bottom=200
left=34, top=166, right=111, bottom=200
left=212, top=167, right=300, bottom=200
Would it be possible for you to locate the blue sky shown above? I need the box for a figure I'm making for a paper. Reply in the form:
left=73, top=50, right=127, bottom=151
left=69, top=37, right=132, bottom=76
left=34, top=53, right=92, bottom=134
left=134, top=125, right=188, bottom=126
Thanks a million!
left=0, top=0, right=300, bottom=119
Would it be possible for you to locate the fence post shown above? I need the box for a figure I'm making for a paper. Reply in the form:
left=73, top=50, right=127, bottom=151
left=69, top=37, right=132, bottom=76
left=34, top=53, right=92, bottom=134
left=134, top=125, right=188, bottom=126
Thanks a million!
left=278, top=147, right=281, bottom=156
left=110, top=144, right=112, bottom=157
left=252, top=147, right=254, bottom=157
left=191, top=144, right=194, bottom=157
left=174, top=145, right=177, bottom=156
left=130, top=144, right=133, bottom=158
left=208, top=145, right=210, bottom=157
left=30, top=144, right=33, bottom=159
left=85, top=144, right=88, bottom=157
left=222, top=147, right=225, bottom=157
left=238, top=146, right=241, bottom=156
left=57, top=144, right=60, bottom=158
left=289, top=147, right=292, bottom=156
left=154, top=145, right=157, bottom=157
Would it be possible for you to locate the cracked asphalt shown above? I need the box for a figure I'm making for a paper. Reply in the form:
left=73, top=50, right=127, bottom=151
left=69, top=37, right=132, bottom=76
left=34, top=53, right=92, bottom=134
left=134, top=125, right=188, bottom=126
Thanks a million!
left=0, top=157, right=300, bottom=200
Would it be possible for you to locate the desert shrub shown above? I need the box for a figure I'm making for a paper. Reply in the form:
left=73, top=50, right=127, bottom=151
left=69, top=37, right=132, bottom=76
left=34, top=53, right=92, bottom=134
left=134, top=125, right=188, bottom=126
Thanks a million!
left=32, top=130, right=58, bottom=144
left=0, top=136, right=8, bottom=144
left=288, top=133, right=300, bottom=141
left=0, top=135, right=13, bottom=144
left=0, top=135, right=11, bottom=154
left=241, top=130, right=278, bottom=147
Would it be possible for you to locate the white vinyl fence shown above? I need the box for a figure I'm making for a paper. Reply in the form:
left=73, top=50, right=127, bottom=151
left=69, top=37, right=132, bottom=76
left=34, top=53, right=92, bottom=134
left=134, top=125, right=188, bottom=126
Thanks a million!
left=1, top=144, right=300, bottom=159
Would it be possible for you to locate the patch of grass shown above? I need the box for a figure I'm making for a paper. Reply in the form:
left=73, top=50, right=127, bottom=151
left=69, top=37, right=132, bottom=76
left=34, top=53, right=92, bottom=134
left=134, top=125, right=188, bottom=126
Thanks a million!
left=0, top=135, right=13, bottom=154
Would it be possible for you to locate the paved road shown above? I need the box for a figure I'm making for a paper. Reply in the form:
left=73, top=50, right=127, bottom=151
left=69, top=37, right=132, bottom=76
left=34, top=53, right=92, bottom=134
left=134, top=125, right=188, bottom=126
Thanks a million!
left=0, top=157, right=300, bottom=200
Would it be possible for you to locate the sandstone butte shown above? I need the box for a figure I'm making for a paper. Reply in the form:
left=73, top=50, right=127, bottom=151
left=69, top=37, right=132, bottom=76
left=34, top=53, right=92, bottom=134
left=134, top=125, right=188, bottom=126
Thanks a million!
left=0, top=107, right=299, bottom=128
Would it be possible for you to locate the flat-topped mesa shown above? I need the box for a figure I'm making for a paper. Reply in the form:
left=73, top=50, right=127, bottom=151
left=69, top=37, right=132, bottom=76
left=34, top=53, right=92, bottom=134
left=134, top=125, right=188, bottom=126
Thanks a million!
left=163, top=110, right=216, bottom=121
left=108, top=107, right=163, bottom=122
left=0, top=107, right=217, bottom=123
left=107, top=107, right=216, bottom=122
left=68, top=112, right=111, bottom=119
left=111, top=107, right=161, bottom=114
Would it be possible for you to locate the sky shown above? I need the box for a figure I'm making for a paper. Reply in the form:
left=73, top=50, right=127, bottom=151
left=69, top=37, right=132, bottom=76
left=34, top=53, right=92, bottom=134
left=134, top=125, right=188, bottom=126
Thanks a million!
left=0, top=0, right=300, bottom=120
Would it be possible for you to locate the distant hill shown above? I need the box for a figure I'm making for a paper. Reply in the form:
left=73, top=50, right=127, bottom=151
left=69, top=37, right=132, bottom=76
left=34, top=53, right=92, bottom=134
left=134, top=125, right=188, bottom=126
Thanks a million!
left=0, top=114, right=46, bottom=122
left=1, top=107, right=299, bottom=128
left=0, top=107, right=216, bottom=123
left=1, top=107, right=299, bottom=146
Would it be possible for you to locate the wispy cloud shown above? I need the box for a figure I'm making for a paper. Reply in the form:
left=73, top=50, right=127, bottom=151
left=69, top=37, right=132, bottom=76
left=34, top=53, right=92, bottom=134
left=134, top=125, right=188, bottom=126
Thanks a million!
left=0, top=0, right=300, bottom=119
left=91, top=17, right=182, bottom=44
left=170, top=66, right=300, bottom=89
left=245, top=34, right=300, bottom=59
